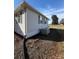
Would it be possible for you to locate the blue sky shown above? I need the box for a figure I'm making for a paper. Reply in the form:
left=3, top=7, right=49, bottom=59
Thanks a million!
left=14, top=0, right=64, bottom=24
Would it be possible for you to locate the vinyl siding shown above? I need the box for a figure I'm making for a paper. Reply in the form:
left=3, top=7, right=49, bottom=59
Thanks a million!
left=26, top=8, right=39, bottom=37
left=14, top=11, right=26, bottom=36
left=25, top=8, right=48, bottom=38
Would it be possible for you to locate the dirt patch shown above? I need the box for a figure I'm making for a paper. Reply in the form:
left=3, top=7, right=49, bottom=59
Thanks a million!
left=26, top=39, right=64, bottom=59
left=25, top=28, right=64, bottom=59
left=14, top=33, right=25, bottom=59
left=14, top=25, right=64, bottom=59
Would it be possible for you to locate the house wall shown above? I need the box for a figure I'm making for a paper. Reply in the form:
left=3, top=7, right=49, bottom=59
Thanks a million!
left=14, top=12, right=26, bottom=36
left=39, top=22, right=48, bottom=29
left=15, top=8, right=48, bottom=38
left=25, top=8, right=39, bottom=38
left=25, top=8, right=48, bottom=38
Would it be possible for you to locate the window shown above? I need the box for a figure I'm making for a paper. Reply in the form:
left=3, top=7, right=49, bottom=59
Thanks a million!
left=18, top=15, right=20, bottom=23
left=38, top=15, right=42, bottom=24
left=20, top=15, right=22, bottom=23
left=44, top=18, right=47, bottom=24
left=38, top=15, right=47, bottom=24
left=42, top=17, right=45, bottom=24
left=17, top=14, right=22, bottom=23
left=40, top=16, right=43, bottom=23
left=38, top=15, right=40, bottom=24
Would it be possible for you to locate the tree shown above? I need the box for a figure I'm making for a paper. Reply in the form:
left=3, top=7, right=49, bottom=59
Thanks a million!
left=60, top=18, right=64, bottom=25
left=51, top=15, right=58, bottom=24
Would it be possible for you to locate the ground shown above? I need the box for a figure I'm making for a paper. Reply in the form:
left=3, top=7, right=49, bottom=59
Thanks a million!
left=49, top=24, right=64, bottom=30
left=25, top=24, right=64, bottom=59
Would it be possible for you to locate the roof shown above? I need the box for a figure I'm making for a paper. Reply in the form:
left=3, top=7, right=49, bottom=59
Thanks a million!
left=14, top=1, right=49, bottom=20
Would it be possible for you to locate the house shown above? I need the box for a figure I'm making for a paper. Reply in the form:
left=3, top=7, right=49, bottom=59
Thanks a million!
left=14, top=1, right=50, bottom=38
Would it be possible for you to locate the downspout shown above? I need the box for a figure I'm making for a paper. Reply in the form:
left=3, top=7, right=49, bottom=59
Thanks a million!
left=23, top=35, right=29, bottom=59
left=25, top=9, right=27, bottom=36
left=23, top=8, right=29, bottom=59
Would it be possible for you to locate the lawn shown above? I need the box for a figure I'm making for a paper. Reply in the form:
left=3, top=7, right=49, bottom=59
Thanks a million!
left=49, top=24, right=64, bottom=30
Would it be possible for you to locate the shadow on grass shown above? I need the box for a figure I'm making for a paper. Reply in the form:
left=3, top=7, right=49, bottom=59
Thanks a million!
left=28, top=28, right=64, bottom=42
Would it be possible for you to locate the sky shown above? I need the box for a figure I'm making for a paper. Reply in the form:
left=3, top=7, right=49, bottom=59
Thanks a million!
left=14, top=0, right=64, bottom=24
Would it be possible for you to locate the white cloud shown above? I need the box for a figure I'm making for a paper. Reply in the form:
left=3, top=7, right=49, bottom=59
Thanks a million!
left=39, top=7, right=64, bottom=24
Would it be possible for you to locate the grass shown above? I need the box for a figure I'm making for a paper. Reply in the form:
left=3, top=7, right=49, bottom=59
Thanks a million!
left=49, top=24, right=64, bottom=30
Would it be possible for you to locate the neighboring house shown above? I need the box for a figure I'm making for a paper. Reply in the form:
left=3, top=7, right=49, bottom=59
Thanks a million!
left=14, top=1, right=49, bottom=38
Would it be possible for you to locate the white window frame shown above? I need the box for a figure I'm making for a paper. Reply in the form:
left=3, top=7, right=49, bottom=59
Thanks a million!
left=17, top=14, right=22, bottom=23
left=38, top=15, right=47, bottom=24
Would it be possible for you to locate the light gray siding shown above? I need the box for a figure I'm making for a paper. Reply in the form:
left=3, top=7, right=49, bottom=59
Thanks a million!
left=15, top=8, right=48, bottom=38
left=14, top=11, right=26, bottom=36
left=25, top=8, right=48, bottom=38
left=26, top=8, right=39, bottom=38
